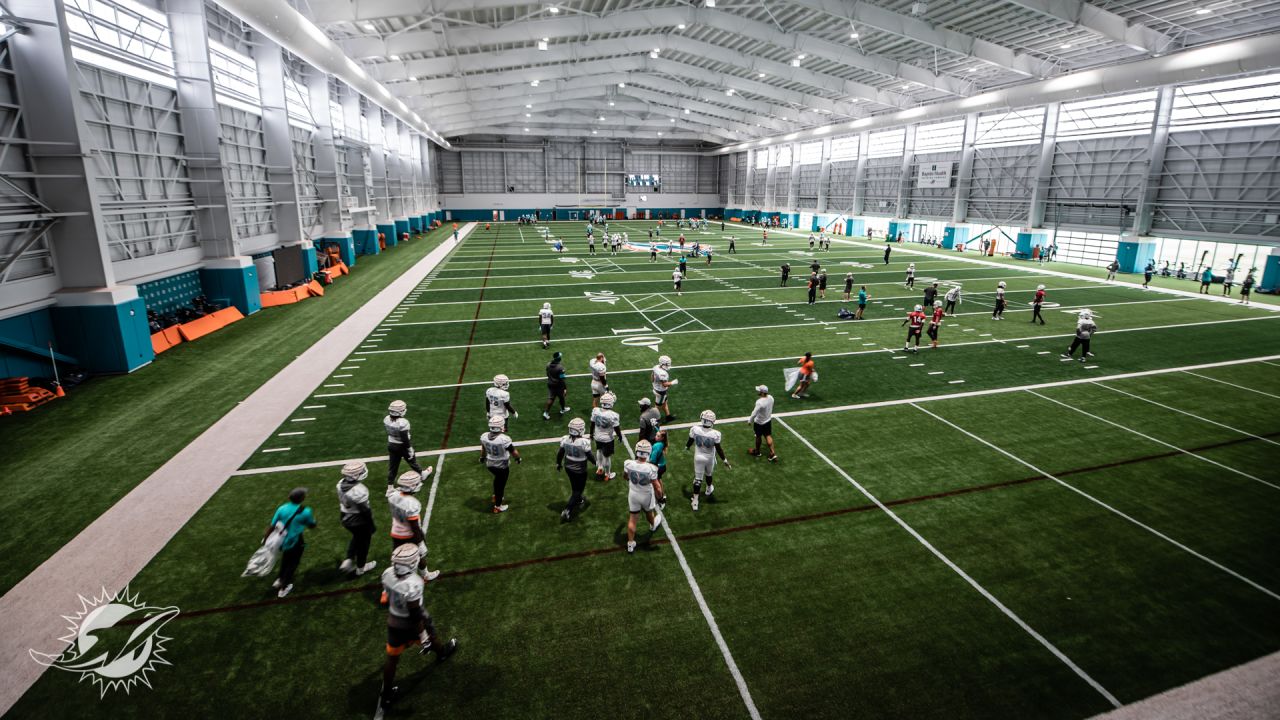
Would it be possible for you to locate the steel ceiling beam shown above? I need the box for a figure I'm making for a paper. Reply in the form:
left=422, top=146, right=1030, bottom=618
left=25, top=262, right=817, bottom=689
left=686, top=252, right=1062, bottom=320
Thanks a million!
left=436, top=100, right=756, bottom=140
left=459, top=125, right=722, bottom=144
left=1001, top=0, right=1176, bottom=54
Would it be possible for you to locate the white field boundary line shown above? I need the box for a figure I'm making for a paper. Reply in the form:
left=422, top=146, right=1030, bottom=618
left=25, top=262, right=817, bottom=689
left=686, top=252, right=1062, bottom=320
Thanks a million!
left=381, top=286, right=1154, bottom=328
left=1183, top=371, right=1280, bottom=401
left=1093, top=384, right=1280, bottom=448
left=768, top=227, right=1280, bottom=315
left=421, top=453, right=446, bottom=537
left=0, top=223, right=478, bottom=717
left=1025, top=391, right=1278, bottom=490
left=775, top=417, right=1122, bottom=709
left=319, top=315, right=1280, bottom=397
left=618, top=435, right=762, bottom=720
left=910, top=404, right=1280, bottom=603
left=235, top=353, right=1280, bottom=476
left=431, top=255, right=979, bottom=275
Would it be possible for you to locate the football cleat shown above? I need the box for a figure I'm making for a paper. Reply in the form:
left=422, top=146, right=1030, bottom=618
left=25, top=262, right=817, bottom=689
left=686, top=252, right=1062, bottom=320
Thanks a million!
left=492, top=504, right=509, bottom=513
left=338, top=558, right=354, bottom=573
left=627, top=541, right=637, bottom=553
left=560, top=508, right=572, bottom=523
left=691, top=495, right=699, bottom=511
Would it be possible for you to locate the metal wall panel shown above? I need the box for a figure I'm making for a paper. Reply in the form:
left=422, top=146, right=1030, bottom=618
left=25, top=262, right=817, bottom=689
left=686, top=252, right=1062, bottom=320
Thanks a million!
left=905, top=150, right=960, bottom=219
left=1046, top=135, right=1147, bottom=229
left=1153, top=125, right=1280, bottom=240
left=967, top=144, right=1039, bottom=226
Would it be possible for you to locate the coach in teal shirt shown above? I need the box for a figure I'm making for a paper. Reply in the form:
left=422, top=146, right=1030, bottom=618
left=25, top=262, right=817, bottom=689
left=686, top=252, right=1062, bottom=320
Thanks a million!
left=267, top=488, right=316, bottom=598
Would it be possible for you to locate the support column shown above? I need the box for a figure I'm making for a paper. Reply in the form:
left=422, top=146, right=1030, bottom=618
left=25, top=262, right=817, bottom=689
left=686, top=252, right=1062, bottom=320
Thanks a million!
left=815, top=138, right=832, bottom=214
left=850, top=131, right=870, bottom=217
left=896, top=125, right=917, bottom=219
left=786, top=142, right=800, bottom=213
left=952, top=113, right=978, bottom=224
left=1028, top=102, right=1060, bottom=229
left=762, top=146, right=778, bottom=211
left=10, top=0, right=151, bottom=372
left=724, top=154, right=737, bottom=210
left=306, top=72, right=349, bottom=271
left=253, top=35, right=302, bottom=248
left=345, top=92, right=375, bottom=259
left=369, top=108, right=394, bottom=248
left=742, top=149, right=756, bottom=210
left=1133, top=86, right=1175, bottom=236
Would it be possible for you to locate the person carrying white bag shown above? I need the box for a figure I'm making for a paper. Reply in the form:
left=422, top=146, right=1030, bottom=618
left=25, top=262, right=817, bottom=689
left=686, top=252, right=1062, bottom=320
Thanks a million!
left=243, top=487, right=316, bottom=599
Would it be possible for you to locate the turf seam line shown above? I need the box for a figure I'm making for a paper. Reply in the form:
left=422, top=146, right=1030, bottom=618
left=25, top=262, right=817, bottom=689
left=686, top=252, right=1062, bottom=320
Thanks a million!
left=776, top=417, right=1124, bottom=709
left=437, top=234, right=499, bottom=450
left=911, top=403, right=1280, bottom=602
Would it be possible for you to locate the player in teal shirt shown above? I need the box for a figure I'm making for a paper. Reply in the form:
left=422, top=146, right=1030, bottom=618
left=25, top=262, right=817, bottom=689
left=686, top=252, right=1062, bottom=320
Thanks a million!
left=650, top=431, right=669, bottom=509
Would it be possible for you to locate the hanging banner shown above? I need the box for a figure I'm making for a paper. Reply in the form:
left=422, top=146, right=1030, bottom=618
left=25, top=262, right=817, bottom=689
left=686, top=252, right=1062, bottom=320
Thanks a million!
left=916, top=162, right=953, bottom=189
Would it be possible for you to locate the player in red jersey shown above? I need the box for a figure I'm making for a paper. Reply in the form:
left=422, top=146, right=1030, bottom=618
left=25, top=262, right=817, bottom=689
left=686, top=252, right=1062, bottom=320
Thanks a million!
left=1030, top=284, right=1046, bottom=325
left=927, top=301, right=945, bottom=348
left=902, top=304, right=927, bottom=353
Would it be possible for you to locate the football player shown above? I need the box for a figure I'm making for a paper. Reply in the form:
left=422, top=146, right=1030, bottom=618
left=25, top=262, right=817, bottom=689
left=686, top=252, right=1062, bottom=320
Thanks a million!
left=591, top=392, right=623, bottom=480
left=556, top=418, right=594, bottom=522
left=538, top=302, right=554, bottom=349
left=337, top=461, right=377, bottom=576
left=485, top=374, right=516, bottom=432
left=747, top=385, right=777, bottom=462
left=927, top=300, right=945, bottom=349
left=384, top=400, right=430, bottom=486
left=672, top=267, right=683, bottom=296
left=623, top=439, right=662, bottom=554
left=651, top=355, right=679, bottom=421
left=588, top=233, right=596, bottom=255
left=479, top=415, right=520, bottom=513
left=992, top=281, right=1007, bottom=320
left=944, top=285, right=962, bottom=315
left=902, top=304, right=926, bottom=353
left=589, top=353, right=609, bottom=407
left=386, top=471, right=440, bottom=582
left=378, top=543, right=458, bottom=713
left=905, top=263, right=916, bottom=289
left=637, top=397, right=662, bottom=444
left=1062, top=310, right=1097, bottom=362
left=1031, top=285, right=1046, bottom=325
left=686, top=410, right=730, bottom=511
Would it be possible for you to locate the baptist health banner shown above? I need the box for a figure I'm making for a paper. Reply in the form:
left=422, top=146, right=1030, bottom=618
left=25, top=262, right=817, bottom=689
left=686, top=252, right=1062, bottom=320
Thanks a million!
left=917, top=162, right=953, bottom=189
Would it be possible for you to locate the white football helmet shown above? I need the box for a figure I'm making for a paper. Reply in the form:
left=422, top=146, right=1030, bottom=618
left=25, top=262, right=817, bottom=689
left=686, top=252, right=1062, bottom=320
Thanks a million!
left=1079, top=309, right=1093, bottom=321
left=998, top=281, right=1007, bottom=288
left=568, top=417, right=586, bottom=436
left=657, top=355, right=672, bottom=369
left=756, top=384, right=768, bottom=394
left=494, top=374, right=510, bottom=390
left=908, top=263, right=915, bottom=270
left=391, top=542, right=421, bottom=576
left=395, top=471, right=424, bottom=494
left=388, top=400, right=407, bottom=417
left=634, top=439, right=652, bottom=459
left=1037, top=284, right=1045, bottom=290
left=543, top=302, right=551, bottom=310
left=914, top=304, right=923, bottom=312
left=341, top=461, right=368, bottom=482
left=599, top=392, right=616, bottom=409
left=638, top=397, right=652, bottom=407
left=700, top=409, right=717, bottom=427
left=934, top=300, right=943, bottom=308
left=488, top=415, right=506, bottom=432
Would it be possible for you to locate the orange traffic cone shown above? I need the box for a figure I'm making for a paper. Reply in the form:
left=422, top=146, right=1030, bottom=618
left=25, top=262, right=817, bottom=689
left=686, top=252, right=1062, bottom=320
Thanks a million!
left=54, top=383, right=65, bottom=398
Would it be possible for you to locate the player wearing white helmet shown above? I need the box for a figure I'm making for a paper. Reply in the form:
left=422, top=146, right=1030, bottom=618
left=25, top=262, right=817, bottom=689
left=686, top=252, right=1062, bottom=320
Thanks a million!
left=337, top=461, right=377, bottom=576
left=672, top=266, right=683, bottom=296
left=386, top=471, right=440, bottom=584
left=747, top=385, right=777, bottom=462
left=685, top=410, right=730, bottom=511
left=928, top=300, right=945, bottom=349
left=1031, top=285, right=1047, bottom=325
left=480, top=415, right=520, bottom=513
left=944, top=284, right=962, bottom=315
left=905, top=263, right=916, bottom=289
left=556, top=417, right=595, bottom=522
left=378, top=542, right=458, bottom=713
left=590, top=392, right=623, bottom=480
left=589, top=352, right=609, bottom=407
left=485, top=374, right=516, bottom=431
left=651, top=355, right=679, bottom=421
left=538, top=302, right=554, bottom=348
left=1062, top=310, right=1097, bottom=362
left=992, top=281, right=1007, bottom=320
left=588, top=232, right=596, bottom=255
left=623, top=439, right=662, bottom=554
left=384, top=400, right=431, bottom=486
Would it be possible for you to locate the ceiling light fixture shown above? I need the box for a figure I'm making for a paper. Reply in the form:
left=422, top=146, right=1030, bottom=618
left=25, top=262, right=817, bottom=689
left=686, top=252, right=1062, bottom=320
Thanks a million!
left=657, top=131, right=663, bottom=136
left=704, top=0, right=716, bottom=7
left=650, top=51, right=659, bottom=58
left=684, top=108, right=690, bottom=114
left=599, top=116, right=606, bottom=121
left=850, top=32, right=859, bottom=38
left=531, top=80, right=540, bottom=86
left=618, top=82, right=626, bottom=88
left=525, top=103, right=532, bottom=108
left=525, top=113, right=531, bottom=117
left=524, top=127, right=530, bottom=131
left=361, top=22, right=376, bottom=32
left=1195, top=7, right=1211, bottom=14
left=726, top=88, right=734, bottom=96
left=1060, top=43, right=1072, bottom=49
left=537, top=40, right=548, bottom=50
left=609, top=101, right=615, bottom=106
left=592, top=129, right=598, bottom=134
left=968, top=67, right=977, bottom=72
left=677, top=23, right=686, bottom=30
left=670, top=118, right=676, bottom=122
left=797, top=54, right=806, bottom=60
left=548, top=5, right=560, bottom=13
left=791, top=59, right=800, bottom=67
left=389, top=54, right=400, bottom=61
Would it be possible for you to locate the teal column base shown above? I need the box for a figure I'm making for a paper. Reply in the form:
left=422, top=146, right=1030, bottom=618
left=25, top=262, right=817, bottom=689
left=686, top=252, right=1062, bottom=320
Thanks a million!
left=201, top=257, right=261, bottom=315
left=394, top=219, right=410, bottom=243
left=943, top=225, right=970, bottom=250
left=376, top=223, right=396, bottom=249
left=887, top=220, right=905, bottom=243
left=353, top=228, right=379, bottom=256
left=409, top=216, right=422, bottom=233
left=1116, top=237, right=1156, bottom=274
left=323, top=235, right=357, bottom=267
left=52, top=287, right=153, bottom=373
left=845, top=218, right=865, bottom=237
left=302, top=242, right=319, bottom=277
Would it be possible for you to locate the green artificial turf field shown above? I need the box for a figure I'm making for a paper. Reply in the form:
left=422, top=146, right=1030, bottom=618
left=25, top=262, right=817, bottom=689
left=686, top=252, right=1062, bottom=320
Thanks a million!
left=15, top=221, right=1280, bottom=719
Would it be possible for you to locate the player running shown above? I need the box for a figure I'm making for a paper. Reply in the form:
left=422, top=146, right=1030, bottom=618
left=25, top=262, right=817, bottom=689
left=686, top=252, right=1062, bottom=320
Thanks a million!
left=992, top=281, right=1007, bottom=320
left=902, top=304, right=926, bottom=353
left=792, top=352, right=816, bottom=399
left=485, top=374, right=516, bottom=431
left=623, top=440, right=662, bottom=554
left=480, top=415, right=520, bottom=513
left=687, top=410, right=730, bottom=511
left=1062, top=310, right=1097, bottom=362
left=538, top=302, right=554, bottom=348
left=904, top=263, right=916, bottom=288
left=672, top=267, right=683, bottom=296
left=556, top=417, right=594, bottom=522
left=591, top=392, right=623, bottom=480
left=747, top=385, right=777, bottom=462
left=1031, top=285, right=1046, bottom=325
left=927, top=301, right=945, bottom=349
left=384, top=400, right=430, bottom=486
left=589, top=352, right=609, bottom=407
left=377, top=543, right=458, bottom=714
left=651, top=355, right=679, bottom=421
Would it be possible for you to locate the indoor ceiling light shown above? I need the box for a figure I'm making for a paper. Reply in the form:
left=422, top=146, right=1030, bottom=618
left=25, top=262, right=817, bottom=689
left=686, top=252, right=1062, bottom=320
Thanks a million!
left=599, top=116, right=606, bottom=121
left=1060, top=43, right=1072, bottom=49
left=797, top=54, right=806, bottom=60
left=361, top=22, right=376, bottom=32
left=609, top=101, right=615, bottom=106
left=726, top=88, right=734, bottom=96
left=531, top=80, right=540, bottom=86
left=1195, top=7, right=1211, bottom=14
left=653, top=48, right=661, bottom=53
left=618, top=82, right=626, bottom=88
left=592, top=129, right=598, bottom=134
left=670, top=118, right=676, bottom=122
left=658, top=131, right=663, bottom=136
left=968, top=67, right=977, bottom=72
left=791, top=59, right=800, bottom=67
left=677, top=23, right=686, bottom=30
left=389, top=54, right=400, bottom=61
left=537, top=40, right=548, bottom=50
left=548, top=5, right=560, bottom=13
left=684, top=108, right=690, bottom=114
left=525, top=103, right=532, bottom=108
left=705, top=0, right=716, bottom=7
left=524, top=127, right=529, bottom=131
left=525, top=113, right=531, bottom=117
left=902, top=84, right=910, bottom=89
left=408, top=76, right=418, bottom=81
left=650, top=51, right=659, bottom=58
left=759, top=72, right=766, bottom=77
left=850, top=32, right=859, bottom=38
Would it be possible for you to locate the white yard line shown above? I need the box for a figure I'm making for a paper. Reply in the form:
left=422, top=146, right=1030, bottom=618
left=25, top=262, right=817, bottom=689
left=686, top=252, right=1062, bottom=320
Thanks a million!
left=0, top=225, right=476, bottom=716
left=421, top=454, right=446, bottom=537
left=1094, top=384, right=1280, bottom=448
left=776, top=417, right=1121, bottom=709
left=1182, top=371, right=1280, bottom=401
left=911, top=404, right=1280, bottom=602
left=1025, top=390, right=1278, bottom=490
left=618, top=435, right=762, bottom=720
left=237, top=354, right=1280, bottom=476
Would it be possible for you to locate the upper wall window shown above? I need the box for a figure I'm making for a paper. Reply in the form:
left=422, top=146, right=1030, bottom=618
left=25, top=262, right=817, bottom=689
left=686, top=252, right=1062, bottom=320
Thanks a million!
left=209, top=39, right=260, bottom=111
left=867, top=127, right=905, bottom=158
left=1058, top=91, right=1156, bottom=140
left=914, top=119, right=965, bottom=153
left=64, top=0, right=175, bottom=83
left=830, top=135, right=860, bottom=161
left=1172, top=72, right=1280, bottom=131
left=974, top=107, right=1045, bottom=148
left=798, top=141, right=823, bottom=165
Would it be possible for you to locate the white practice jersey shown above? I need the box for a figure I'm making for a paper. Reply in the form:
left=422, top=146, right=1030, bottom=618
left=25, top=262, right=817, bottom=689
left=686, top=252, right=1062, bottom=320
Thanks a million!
left=590, top=359, right=607, bottom=382
left=485, top=387, right=511, bottom=418
left=672, top=270, right=682, bottom=283
left=590, top=407, right=620, bottom=442
left=387, top=489, right=422, bottom=540
left=945, top=287, right=961, bottom=302
left=380, top=568, right=424, bottom=621
left=749, top=395, right=774, bottom=425
left=480, top=432, right=513, bottom=468
left=623, top=459, right=658, bottom=487
left=689, top=425, right=722, bottom=458
left=337, top=480, right=370, bottom=519
left=539, top=308, right=554, bottom=326
left=385, top=416, right=412, bottom=445
left=995, top=287, right=1005, bottom=300
left=559, top=435, right=592, bottom=472
left=651, top=366, right=671, bottom=395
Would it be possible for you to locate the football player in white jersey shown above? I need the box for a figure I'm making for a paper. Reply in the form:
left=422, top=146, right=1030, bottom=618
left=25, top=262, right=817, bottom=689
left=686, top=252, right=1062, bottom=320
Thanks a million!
left=590, top=392, right=623, bottom=480
left=588, top=233, right=596, bottom=255
left=651, top=355, right=679, bottom=421
left=623, top=439, right=662, bottom=554
left=384, top=400, right=430, bottom=485
left=386, top=471, right=440, bottom=584
left=672, top=267, right=683, bottom=296
left=378, top=542, right=458, bottom=713
left=484, top=374, right=516, bottom=431
left=686, top=410, right=730, bottom=511
left=337, top=460, right=377, bottom=576
left=479, top=415, right=520, bottom=513
left=556, top=417, right=595, bottom=522
left=589, top=352, right=609, bottom=407
left=746, top=385, right=778, bottom=462
left=538, top=302, right=554, bottom=349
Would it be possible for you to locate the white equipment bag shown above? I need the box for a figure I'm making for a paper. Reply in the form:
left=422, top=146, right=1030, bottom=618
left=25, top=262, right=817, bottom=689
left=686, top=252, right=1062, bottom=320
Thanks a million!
left=783, top=366, right=800, bottom=392
left=242, top=522, right=286, bottom=577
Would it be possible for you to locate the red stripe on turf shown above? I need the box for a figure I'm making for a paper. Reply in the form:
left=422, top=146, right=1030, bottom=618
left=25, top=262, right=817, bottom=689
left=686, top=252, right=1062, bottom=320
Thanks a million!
left=437, top=235, right=499, bottom=450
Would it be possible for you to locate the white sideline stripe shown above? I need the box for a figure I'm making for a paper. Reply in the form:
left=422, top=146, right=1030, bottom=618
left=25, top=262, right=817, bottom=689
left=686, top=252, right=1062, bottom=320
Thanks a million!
left=303, top=404, right=325, bottom=409
left=1094, top=384, right=1280, bottom=448
left=236, top=354, right=1280, bottom=476
left=262, top=448, right=291, bottom=453
left=422, top=454, right=446, bottom=538
left=619, top=435, right=762, bottom=720
left=1183, top=371, right=1280, bottom=400
left=291, top=417, right=316, bottom=422
left=776, top=417, right=1122, bottom=709
left=319, top=315, right=1280, bottom=397
left=277, top=431, right=306, bottom=437
left=1026, top=391, right=1278, bottom=490
left=911, top=404, right=1280, bottom=603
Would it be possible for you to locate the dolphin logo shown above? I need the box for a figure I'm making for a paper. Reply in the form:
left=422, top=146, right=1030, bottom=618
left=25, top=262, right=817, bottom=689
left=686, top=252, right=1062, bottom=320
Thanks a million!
left=30, top=588, right=179, bottom=696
